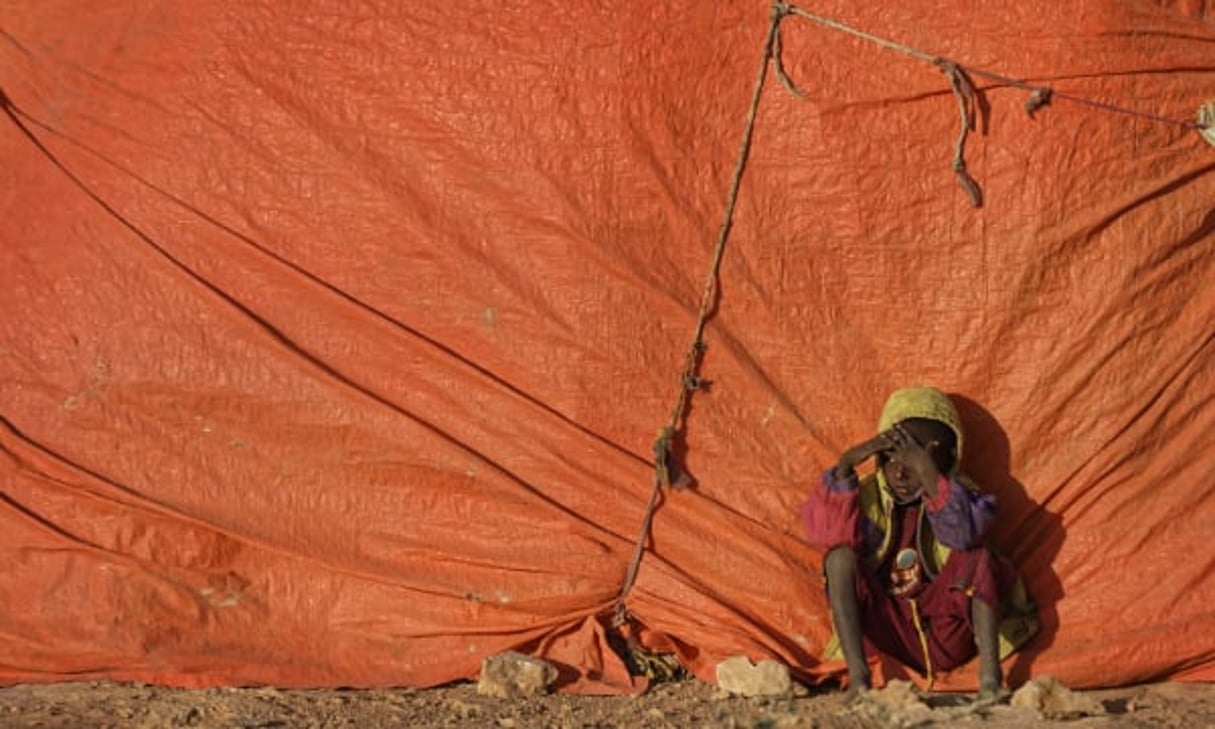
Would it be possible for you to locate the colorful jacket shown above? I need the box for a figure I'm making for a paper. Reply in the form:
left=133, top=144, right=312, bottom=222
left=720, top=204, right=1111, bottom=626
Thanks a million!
left=802, top=468, right=997, bottom=579
left=804, top=386, right=1039, bottom=663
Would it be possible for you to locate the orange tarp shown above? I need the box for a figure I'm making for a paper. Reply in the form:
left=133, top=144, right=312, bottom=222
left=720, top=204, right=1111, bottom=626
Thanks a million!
left=1, top=0, right=1212, bottom=693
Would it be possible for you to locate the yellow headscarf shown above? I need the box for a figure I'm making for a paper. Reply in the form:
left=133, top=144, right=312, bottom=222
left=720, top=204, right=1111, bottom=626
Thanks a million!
left=876, top=386, right=964, bottom=473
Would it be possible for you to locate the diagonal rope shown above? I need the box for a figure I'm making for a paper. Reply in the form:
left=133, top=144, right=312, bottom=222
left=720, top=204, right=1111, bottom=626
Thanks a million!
left=611, top=2, right=792, bottom=628
left=611, top=0, right=1212, bottom=631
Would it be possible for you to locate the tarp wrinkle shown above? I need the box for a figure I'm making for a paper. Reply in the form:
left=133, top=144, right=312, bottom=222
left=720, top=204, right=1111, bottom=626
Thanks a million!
left=0, top=0, right=1212, bottom=693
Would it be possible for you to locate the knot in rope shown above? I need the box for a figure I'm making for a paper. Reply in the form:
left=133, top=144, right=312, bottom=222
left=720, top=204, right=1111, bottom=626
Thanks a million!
left=611, top=1, right=785, bottom=629
left=937, top=59, right=984, bottom=207
left=1025, top=87, right=1053, bottom=118
left=651, top=426, right=677, bottom=489
left=1200, top=101, right=1215, bottom=147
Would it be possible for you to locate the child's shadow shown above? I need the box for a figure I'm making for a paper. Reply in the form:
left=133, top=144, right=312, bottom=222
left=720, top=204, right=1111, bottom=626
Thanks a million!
left=951, top=393, right=1064, bottom=685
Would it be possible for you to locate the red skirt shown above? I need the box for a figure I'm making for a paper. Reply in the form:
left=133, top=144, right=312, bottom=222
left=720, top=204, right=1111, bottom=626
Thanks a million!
left=849, top=546, right=1015, bottom=674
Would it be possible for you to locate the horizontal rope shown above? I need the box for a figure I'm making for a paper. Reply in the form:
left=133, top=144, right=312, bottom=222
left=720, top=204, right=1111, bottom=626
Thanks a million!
left=783, top=3, right=1209, bottom=132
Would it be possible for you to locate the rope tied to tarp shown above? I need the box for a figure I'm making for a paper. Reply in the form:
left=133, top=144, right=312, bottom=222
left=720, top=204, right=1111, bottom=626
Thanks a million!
left=610, top=0, right=1213, bottom=634
left=1200, top=101, right=1215, bottom=147
left=610, top=0, right=793, bottom=630
left=779, top=4, right=1212, bottom=205
left=938, top=60, right=984, bottom=207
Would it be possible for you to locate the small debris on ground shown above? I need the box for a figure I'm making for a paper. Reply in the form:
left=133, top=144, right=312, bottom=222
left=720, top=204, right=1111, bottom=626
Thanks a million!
left=0, top=675, right=1211, bottom=728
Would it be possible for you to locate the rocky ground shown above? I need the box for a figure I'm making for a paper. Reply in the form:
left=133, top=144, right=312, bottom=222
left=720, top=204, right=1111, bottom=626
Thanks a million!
left=1, top=677, right=1212, bottom=728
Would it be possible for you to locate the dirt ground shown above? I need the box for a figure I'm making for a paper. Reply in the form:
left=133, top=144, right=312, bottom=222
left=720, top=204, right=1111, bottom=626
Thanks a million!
left=1, top=678, right=1212, bottom=728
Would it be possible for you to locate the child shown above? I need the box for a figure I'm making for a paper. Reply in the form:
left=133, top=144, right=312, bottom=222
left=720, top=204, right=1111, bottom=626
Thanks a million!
left=802, top=386, right=1036, bottom=699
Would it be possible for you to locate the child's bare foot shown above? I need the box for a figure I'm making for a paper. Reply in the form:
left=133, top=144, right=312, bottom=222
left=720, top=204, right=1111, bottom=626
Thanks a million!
left=977, top=657, right=1003, bottom=703
left=976, top=684, right=1011, bottom=704
left=842, top=670, right=871, bottom=705
left=843, top=684, right=870, bottom=706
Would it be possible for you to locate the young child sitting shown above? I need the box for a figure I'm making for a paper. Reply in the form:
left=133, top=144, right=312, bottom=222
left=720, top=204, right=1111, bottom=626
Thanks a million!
left=802, top=386, right=1036, bottom=699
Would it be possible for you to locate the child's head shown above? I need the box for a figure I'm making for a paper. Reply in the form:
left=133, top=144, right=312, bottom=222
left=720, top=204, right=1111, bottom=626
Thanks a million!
left=876, top=387, right=964, bottom=502
left=877, top=417, right=960, bottom=502
left=898, top=417, right=959, bottom=474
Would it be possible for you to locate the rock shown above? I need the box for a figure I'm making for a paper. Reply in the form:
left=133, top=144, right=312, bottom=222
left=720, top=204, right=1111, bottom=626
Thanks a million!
left=867, top=680, right=926, bottom=710
left=852, top=680, right=935, bottom=728
left=477, top=651, right=558, bottom=699
left=1011, top=675, right=1105, bottom=719
left=714, top=656, right=799, bottom=697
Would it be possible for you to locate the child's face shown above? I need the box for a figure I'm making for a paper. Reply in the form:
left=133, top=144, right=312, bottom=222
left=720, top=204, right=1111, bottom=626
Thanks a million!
left=878, top=417, right=955, bottom=504
left=880, top=453, right=925, bottom=504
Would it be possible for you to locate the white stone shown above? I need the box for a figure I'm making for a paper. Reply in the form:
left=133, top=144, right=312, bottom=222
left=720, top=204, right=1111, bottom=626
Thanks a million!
left=476, top=651, right=558, bottom=699
left=855, top=680, right=935, bottom=728
left=714, top=656, right=798, bottom=697
left=1010, top=675, right=1104, bottom=718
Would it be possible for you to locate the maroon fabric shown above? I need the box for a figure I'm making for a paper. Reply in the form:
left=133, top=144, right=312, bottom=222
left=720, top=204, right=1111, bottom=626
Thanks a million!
left=875, top=506, right=931, bottom=598
left=848, top=507, right=1009, bottom=673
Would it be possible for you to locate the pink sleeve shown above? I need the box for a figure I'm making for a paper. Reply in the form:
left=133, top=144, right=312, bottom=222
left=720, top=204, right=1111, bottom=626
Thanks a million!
left=801, top=470, right=861, bottom=550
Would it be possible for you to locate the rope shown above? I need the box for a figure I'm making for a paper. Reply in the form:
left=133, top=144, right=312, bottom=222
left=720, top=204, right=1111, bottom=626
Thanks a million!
left=783, top=3, right=1208, bottom=132
left=611, top=0, right=1212, bottom=629
left=939, top=61, right=984, bottom=207
left=772, top=11, right=806, bottom=99
left=786, top=5, right=937, bottom=64
left=612, top=1, right=791, bottom=629
left=1202, top=101, right=1215, bottom=147
left=777, top=3, right=1209, bottom=207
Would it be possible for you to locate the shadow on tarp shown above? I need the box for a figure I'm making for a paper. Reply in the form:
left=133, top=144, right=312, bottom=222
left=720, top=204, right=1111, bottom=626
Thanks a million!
left=950, top=393, right=1065, bottom=687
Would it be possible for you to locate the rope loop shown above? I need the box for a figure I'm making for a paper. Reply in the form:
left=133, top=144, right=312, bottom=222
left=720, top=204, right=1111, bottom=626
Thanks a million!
left=938, top=60, right=984, bottom=207
left=772, top=10, right=807, bottom=99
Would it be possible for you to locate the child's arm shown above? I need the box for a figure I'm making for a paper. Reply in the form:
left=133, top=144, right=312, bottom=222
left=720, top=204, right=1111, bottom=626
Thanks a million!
left=924, top=477, right=998, bottom=550
left=805, top=434, right=893, bottom=550
left=833, top=433, right=894, bottom=480
left=802, top=469, right=862, bottom=550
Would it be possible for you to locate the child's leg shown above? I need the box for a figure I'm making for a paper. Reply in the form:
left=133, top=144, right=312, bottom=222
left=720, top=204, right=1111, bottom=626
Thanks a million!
left=972, top=597, right=1002, bottom=696
left=824, top=547, right=871, bottom=694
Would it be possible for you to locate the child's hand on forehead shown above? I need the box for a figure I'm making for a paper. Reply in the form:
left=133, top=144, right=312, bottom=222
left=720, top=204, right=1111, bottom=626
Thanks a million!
left=834, top=431, right=897, bottom=479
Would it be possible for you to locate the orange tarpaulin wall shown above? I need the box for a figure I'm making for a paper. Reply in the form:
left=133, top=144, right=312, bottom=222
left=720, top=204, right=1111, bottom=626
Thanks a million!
left=1, top=0, right=1212, bottom=693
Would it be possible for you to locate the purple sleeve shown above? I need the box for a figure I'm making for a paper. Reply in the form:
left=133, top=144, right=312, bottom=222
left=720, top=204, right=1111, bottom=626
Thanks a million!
left=924, top=477, right=998, bottom=550
left=823, top=468, right=859, bottom=493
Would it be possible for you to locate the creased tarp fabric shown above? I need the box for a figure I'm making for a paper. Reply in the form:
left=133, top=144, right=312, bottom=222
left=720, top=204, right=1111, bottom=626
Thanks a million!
left=0, top=0, right=1212, bottom=694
